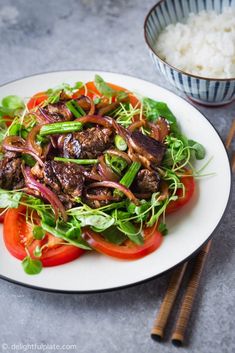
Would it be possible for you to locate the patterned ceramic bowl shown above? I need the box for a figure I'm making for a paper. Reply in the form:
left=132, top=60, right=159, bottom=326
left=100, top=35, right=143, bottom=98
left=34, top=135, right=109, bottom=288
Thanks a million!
left=144, top=0, right=235, bottom=106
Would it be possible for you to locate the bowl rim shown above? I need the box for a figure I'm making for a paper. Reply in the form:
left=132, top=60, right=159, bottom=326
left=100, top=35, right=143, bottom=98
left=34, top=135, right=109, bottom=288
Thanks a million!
left=144, top=0, right=235, bottom=82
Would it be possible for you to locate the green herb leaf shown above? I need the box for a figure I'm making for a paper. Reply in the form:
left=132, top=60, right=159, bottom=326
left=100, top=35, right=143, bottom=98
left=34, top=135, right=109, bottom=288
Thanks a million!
left=22, top=256, right=42, bottom=275
left=188, top=140, right=206, bottom=160
left=117, top=221, right=143, bottom=245
left=0, top=95, right=25, bottom=117
left=74, top=81, right=84, bottom=90
left=76, top=213, right=114, bottom=232
left=94, top=75, right=116, bottom=98
left=116, top=91, right=128, bottom=101
left=158, top=222, right=168, bottom=236
left=0, top=190, right=22, bottom=208
left=102, top=226, right=127, bottom=245
left=33, top=226, right=46, bottom=240
left=94, top=75, right=127, bottom=99
left=41, top=220, right=91, bottom=250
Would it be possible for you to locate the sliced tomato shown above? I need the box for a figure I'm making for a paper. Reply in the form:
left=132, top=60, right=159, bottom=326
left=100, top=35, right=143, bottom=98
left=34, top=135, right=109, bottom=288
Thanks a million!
left=3, top=206, right=84, bottom=267
left=27, top=92, right=48, bottom=110
left=82, top=226, right=163, bottom=260
left=166, top=176, right=195, bottom=214
left=72, top=81, right=140, bottom=107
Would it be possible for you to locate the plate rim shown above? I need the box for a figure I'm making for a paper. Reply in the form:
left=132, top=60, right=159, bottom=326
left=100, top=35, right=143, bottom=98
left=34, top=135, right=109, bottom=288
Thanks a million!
left=0, top=69, right=232, bottom=293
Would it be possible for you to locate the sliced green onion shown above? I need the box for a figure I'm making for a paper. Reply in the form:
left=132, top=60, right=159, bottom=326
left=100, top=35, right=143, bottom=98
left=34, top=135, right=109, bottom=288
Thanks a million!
left=119, top=161, right=141, bottom=188
left=40, top=121, right=83, bottom=136
left=114, top=161, right=141, bottom=197
left=54, top=157, right=98, bottom=165
left=66, top=100, right=86, bottom=118
left=114, top=134, right=127, bottom=151
left=105, top=153, right=127, bottom=175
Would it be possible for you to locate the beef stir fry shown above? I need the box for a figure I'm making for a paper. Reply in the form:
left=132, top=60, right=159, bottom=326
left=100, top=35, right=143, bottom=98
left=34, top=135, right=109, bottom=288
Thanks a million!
left=0, top=75, right=205, bottom=274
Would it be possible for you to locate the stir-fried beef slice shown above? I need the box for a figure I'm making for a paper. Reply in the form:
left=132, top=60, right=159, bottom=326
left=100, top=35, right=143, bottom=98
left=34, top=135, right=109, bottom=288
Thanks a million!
left=129, top=131, right=166, bottom=169
left=84, top=187, right=112, bottom=209
left=43, top=161, right=61, bottom=192
left=0, top=153, right=24, bottom=189
left=51, top=162, right=84, bottom=198
left=135, top=169, right=160, bottom=194
left=61, top=127, right=113, bottom=159
left=43, top=161, right=84, bottom=199
left=41, top=102, right=72, bottom=121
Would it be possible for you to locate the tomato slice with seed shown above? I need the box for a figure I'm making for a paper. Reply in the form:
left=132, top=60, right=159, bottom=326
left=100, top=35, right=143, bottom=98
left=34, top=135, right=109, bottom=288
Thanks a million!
left=166, top=176, right=195, bottom=214
left=27, top=92, right=48, bottom=110
left=3, top=206, right=84, bottom=267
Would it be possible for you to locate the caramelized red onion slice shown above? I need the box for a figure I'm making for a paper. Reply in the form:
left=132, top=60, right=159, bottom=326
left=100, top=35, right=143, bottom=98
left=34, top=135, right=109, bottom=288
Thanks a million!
left=149, top=118, right=170, bottom=142
left=2, top=136, right=44, bottom=166
left=26, top=124, right=43, bottom=156
left=87, top=181, right=139, bottom=205
left=149, top=123, right=160, bottom=141
left=97, top=156, right=119, bottom=182
left=87, top=97, right=95, bottom=115
left=128, top=120, right=146, bottom=132
left=98, top=101, right=119, bottom=116
left=2, top=135, right=25, bottom=151
left=22, top=166, right=67, bottom=221
left=75, top=115, right=113, bottom=128
left=76, top=96, right=95, bottom=116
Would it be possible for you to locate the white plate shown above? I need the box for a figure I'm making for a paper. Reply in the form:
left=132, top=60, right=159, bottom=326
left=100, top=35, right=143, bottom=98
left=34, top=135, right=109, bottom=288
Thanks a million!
left=0, top=71, right=231, bottom=292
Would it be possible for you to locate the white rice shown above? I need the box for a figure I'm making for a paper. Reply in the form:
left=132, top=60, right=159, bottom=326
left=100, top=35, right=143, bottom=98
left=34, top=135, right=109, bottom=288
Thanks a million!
left=155, top=7, right=235, bottom=79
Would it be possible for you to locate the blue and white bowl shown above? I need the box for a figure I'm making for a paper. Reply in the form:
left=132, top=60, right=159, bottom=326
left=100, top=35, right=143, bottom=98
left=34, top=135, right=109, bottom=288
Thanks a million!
left=144, top=0, right=235, bottom=106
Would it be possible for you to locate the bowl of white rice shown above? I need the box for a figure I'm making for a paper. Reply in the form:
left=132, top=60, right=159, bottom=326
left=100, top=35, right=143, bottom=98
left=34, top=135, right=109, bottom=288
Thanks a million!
left=144, top=0, right=235, bottom=106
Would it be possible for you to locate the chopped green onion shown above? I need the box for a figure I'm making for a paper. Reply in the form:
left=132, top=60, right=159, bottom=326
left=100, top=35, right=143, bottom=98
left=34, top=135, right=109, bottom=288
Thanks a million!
left=54, top=157, right=98, bottom=165
left=114, top=135, right=127, bottom=151
left=119, top=162, right=141, bottom=188
left=66, top=100, right=86, bottom=118
left=105, top=153, right=127, bottom=175
left=114, top=161, right=141, bottom=197
left=40, top=121, right=83, bottom=136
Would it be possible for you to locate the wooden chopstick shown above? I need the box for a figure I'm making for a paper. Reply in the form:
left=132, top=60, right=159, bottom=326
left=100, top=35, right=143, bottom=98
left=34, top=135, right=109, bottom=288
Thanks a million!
left=232, top=152, right=235, bottom=172
left=151, top=262, right=188, bottom=341
left=171, top=240, right=212, bottom=346
left=151, top=119, right=235, bottom=345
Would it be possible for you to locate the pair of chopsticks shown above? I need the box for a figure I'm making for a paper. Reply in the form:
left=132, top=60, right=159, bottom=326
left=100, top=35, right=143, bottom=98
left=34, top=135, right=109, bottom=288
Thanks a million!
left=151, top=119, right=235, bottom=346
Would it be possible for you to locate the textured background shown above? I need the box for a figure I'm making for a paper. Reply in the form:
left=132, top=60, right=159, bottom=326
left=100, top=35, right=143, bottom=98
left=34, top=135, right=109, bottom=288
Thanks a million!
left=0, top=1, right=234, bottom=353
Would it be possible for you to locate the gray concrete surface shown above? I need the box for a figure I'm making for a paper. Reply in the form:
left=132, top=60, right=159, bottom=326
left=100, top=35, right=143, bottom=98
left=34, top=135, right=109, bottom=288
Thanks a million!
left=0, top=1, right=234, bottom=352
